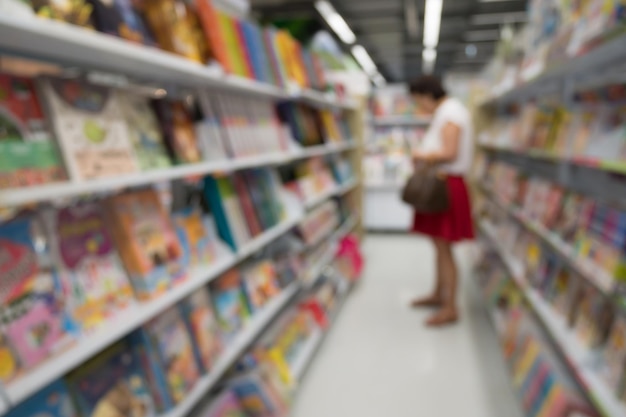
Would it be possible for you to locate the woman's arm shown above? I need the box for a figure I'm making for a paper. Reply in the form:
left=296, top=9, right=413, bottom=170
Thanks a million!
left=413, top=121, right=461, bottom=163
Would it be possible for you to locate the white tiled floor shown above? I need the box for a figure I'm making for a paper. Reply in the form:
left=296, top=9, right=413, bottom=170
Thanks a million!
left=291, top=234, right=523, bottom=417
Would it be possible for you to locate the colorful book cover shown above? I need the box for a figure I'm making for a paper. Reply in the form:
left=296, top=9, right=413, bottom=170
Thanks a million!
left=235, top=20, right=256, bottom=80
left=45, top=203, right=134, bottom=331
left=105, top=189, right=185, bottom=299
left=263, top=28, right=287, bottom=87
left=209, top=269, right=250, bottom=340
left=179, top=290, right=223, bottom=373
left=0, top=73, right=66, bottom=189
left=5, top=379, right=78, bottom=417
left=218, top=12, right=248, bottom=77
left=67, top=340, right=156, bottom=417
left=199, top=391, right=246, bottom=417
left=195, top=0, right=232, bottom=73
left=0, top=216, right=74, bottom=376
left=240, top=260, right=281, bottom=313
left=117, top=92, right=172, bottom=170
left=603, top=315, right=626, bottom=389
left=240, top=20, right=265, bottom=82
left=195, top=92, right=230, bottom=161
left=173, top=207, right=216, bottom=268
left=142, top=0, right=208, bottom=63
left=142, top=307, right=200, bottom=405
left=86, top=0, right=156, bottom=45
left=229, top=374, right=286, bottom=417
left=30, top=0, right=94, bottom=27
left=233, top=173, right=263, bottom=237
left=152, top=100, right=203, bottom=164
left=40, top=78, right=139, bottom=180
left=204, top=176, right=250, bottom=251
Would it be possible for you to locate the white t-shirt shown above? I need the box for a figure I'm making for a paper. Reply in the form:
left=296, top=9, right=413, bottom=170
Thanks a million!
left=419, top=97, right=474, bottom=175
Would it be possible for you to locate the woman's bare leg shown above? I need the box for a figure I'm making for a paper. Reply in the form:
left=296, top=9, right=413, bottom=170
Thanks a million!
left=426, top=238, right=458, bottom=326
left=411, top=238, right=445, bottom=307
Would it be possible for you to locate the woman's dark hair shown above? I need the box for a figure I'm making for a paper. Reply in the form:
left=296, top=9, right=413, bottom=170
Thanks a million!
left=409, top=75, right=446, bottom=100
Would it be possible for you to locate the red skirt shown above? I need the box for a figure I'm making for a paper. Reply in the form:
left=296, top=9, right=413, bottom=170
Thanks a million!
left=411, top=175, right=475, bottom=243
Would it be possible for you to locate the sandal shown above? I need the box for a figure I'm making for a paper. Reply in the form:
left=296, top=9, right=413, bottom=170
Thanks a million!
left=425, top=309, right=459, bottom=327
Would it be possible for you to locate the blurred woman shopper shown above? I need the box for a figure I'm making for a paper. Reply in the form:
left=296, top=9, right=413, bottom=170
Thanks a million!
left=409, top=76, right=475, bottom=327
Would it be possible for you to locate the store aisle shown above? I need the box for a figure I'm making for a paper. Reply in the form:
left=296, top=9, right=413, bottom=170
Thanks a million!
left=291, top=234, right=522, bottom=417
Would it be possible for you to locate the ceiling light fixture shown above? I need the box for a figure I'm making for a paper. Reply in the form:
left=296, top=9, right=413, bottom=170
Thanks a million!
left=470, top=11, right=527, bottom=25
left=422, top=47, right=437, bottom=74
left=423, top=0, right=443, bottom=49
left=351, top=44, right=378, bottom=75
left=314, top=0, right=356, bottom=44
left=405, top=0, right=420, bottom=40
left=371, top=72, right=387, bottom=87
left=465, top=44, right=477, bottom=57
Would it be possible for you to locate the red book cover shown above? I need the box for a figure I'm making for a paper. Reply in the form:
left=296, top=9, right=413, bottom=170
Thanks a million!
left=235, top=20, right=254, bottom=79
left=233, top=173, right=263, bottom=236
left=195, top=0, right=232, bottom=73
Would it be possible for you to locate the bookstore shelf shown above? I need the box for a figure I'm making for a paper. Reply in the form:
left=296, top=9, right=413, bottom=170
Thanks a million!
left=3, top=211, right=303, bottom=407
left=304, top=178, right=359, bottom=210
left=290, top=327, right=324, bottom=382
left=481, top=187, right=615, bottom=296
left=479, top=220, right=626, bottom=417
left=372, top=116, right=431, bottom=127
left=480, top=30, right=626, bottom=106
left=0, top=142, right=357, bottom=208
left=479, top=144, right=626, bottom=176
left=364, top=181, right=404, bottom=191
left=162, top=282, right=300, bottom=417
left=0, top=16, right=357, bottom=107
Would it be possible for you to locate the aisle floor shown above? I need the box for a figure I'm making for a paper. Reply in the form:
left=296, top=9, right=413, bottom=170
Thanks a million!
left=291, top=234, right=523, bottom=417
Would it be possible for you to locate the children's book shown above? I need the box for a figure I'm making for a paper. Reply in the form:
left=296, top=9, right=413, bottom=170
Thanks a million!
left=179, top=290, right=223, bottom=373
left=0, top=216, right=74, bottom=377
left=40, top=78, right=139, bottom=180
left=203, top=175, right=250, bottom=252
left=30, top=0, right=94, bottom=27
left=87, top=0, right=156, bottom=45
left=105, top=189, right=185, bottom=299
left=210, top=269, right=250, bottom=340
left=152, top=100, right=203, bottom=164
left=240, top=260, right=280, bottom=314
left=173, top=206, right=217, bottom=268
left=0, top=73, right=66, bottom=189
left=229, top=373, right=287, bottom=417
left=603, top=315, right=626, bottom=390
left=141, top=307, right=200, bottom=405
left=67, top=340, right=156, bottom=417
left=232, top=173, right=263, bottom=236
left=198, top=391, right=247, bottom=417
left=45, top=202, right=134, bottom=331
left=117, top=92, right=172, bottom=170
left=5, top=379, right=78, bottom=417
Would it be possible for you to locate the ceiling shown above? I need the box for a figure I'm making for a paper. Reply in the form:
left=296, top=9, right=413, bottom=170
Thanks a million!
left=251, top=0, right=527, bottom=82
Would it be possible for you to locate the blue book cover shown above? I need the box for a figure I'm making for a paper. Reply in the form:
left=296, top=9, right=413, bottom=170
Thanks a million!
left=241, top=21, right=266, bottom=82
left=6, top=380, right=77, bottom=417
left=203, top=176, right=237, bottom=251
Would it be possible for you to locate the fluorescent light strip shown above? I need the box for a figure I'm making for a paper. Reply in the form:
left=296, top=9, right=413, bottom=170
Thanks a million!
left=351, top=44, right=378, bottom=75
left=470, top=11, right=527, bottom=25
left=423, top=0, right=443, bottom=49
left=422, top=47, right=437, bottom=74
left=314, top=0, right=356, bottom=44
left=371, top=72, right=386, bottom=87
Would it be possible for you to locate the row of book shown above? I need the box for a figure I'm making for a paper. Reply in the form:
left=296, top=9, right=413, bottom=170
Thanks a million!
left=475, top=257, right=599, bottom=417
left=21, top=0, right=327, bottom=90
left=482, top=159, right=626, bottom=293
left=298, top=201, right=341, bottom=247
left=364, top=126, right=425, bottom=185
left=4, top=245, right=300, bottom=417
left=196, top=267, right=354, bottom=417
left=479, top=100, right=626, bottom=165
left=479, top=201, right=626, bottom=408
left=0, top=72, right=354, bottom=190
left=0, top=166, right=288, bottom=383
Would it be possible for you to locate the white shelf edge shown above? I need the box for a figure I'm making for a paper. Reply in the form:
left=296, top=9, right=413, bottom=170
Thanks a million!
left=0, top=17, right=359, bottom=108
left=162, top=282, right=300, bottom=417
left=0, top=142, right=357, bottom=208
left=304, top=178, right=358, bottom=210
left=479, top=220, right=626, bottom=417
left=4, top=214, right=302, bottom=407
left=290, top=327, right=324, bottom=381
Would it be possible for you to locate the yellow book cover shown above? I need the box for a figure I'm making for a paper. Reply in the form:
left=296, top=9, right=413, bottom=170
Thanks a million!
left=218, top=12, right=247, bottom=77
left=513, top=340, right=540, bottom=387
